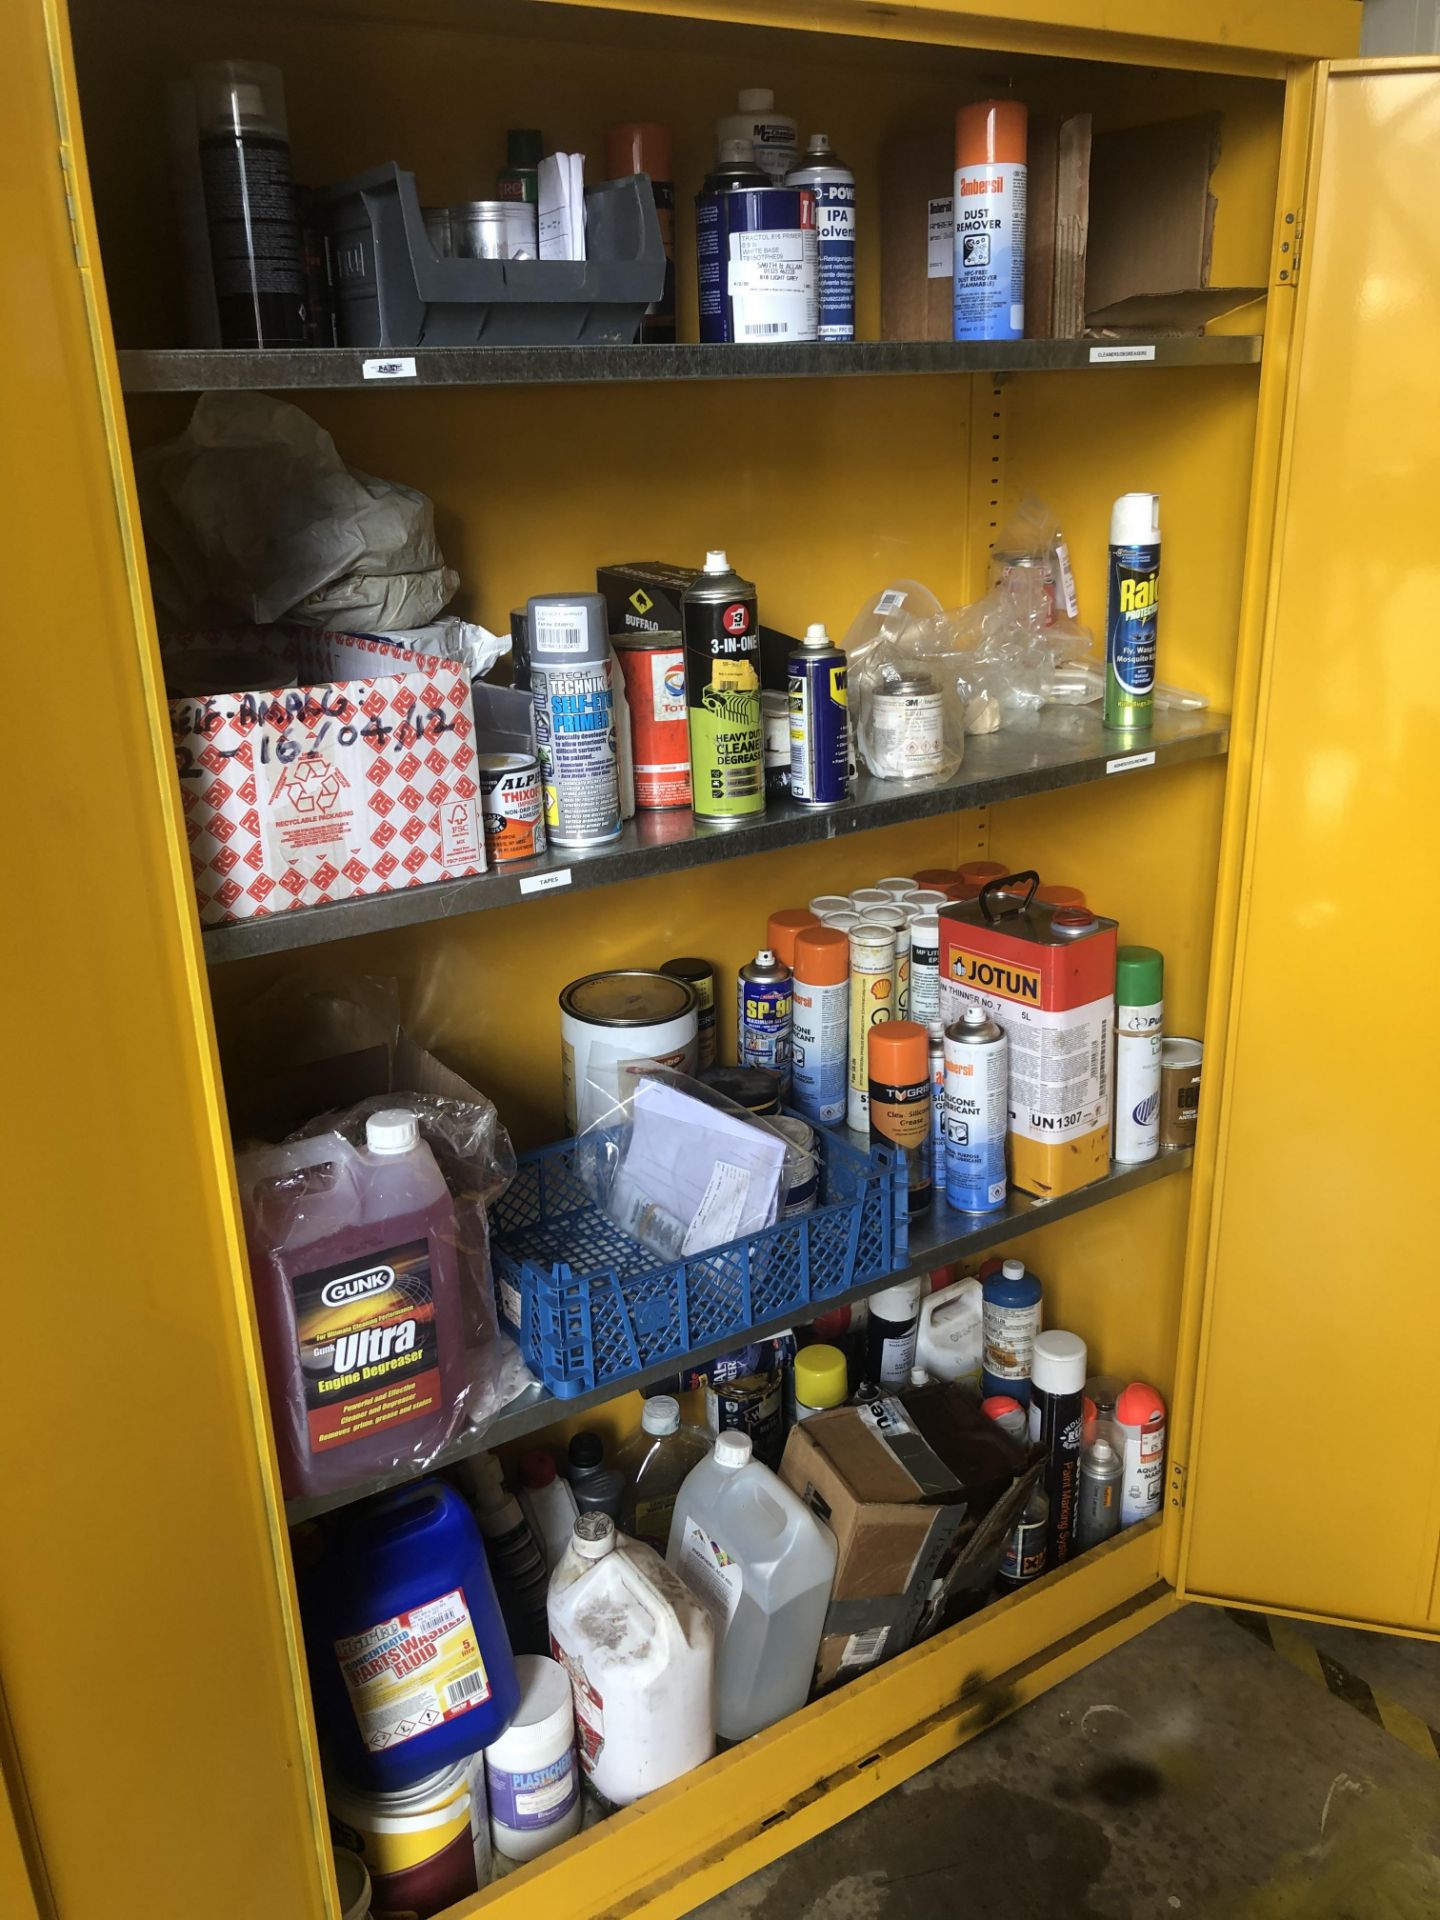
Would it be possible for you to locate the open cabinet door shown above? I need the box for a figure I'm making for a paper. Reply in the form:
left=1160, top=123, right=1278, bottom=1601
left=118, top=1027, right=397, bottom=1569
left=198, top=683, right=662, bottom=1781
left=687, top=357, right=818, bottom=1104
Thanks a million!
left=1179, top=59, right=1440, bottom=1634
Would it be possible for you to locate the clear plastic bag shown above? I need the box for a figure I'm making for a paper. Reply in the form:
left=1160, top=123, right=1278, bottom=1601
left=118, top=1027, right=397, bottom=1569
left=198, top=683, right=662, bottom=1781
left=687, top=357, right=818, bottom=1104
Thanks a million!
left=988, top=495, right=1080, bottom=626
left=845, top=581, right=965, bottom=782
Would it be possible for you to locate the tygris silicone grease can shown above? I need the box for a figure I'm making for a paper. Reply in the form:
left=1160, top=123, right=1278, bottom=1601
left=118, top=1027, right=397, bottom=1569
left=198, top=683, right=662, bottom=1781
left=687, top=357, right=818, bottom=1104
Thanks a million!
left=528, top=594, right=621, bottom=848
left=682, top=551, right=763, bottom=824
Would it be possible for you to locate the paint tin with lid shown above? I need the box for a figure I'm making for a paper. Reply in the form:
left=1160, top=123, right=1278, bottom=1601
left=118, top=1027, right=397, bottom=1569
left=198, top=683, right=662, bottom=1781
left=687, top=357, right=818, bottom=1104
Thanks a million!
left=560, top=969, right=699, bottom=1132
left=477, top=752, right=546, bottom=865
left=328, top=1755, right=490, bottom=1920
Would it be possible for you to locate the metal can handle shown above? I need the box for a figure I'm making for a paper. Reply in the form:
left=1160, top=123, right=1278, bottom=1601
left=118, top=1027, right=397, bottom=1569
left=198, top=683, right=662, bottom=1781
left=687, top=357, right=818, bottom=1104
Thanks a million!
left=978, top=871, right=1040, bottom=921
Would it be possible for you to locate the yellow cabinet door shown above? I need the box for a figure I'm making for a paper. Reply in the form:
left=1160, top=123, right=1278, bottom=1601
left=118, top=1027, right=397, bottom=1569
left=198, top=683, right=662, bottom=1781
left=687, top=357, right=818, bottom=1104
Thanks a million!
left=1179, top=60, right=1440, bottom=1633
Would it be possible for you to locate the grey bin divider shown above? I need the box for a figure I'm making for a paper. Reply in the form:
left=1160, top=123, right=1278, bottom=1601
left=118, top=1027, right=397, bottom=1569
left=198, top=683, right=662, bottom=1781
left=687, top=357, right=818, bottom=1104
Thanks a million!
left=316, top=163, right=667, bottom=349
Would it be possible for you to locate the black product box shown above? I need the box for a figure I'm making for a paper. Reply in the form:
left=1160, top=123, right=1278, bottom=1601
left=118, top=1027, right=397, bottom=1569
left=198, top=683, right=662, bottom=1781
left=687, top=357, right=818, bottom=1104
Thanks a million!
left=597, top=560, right=798, bottom=689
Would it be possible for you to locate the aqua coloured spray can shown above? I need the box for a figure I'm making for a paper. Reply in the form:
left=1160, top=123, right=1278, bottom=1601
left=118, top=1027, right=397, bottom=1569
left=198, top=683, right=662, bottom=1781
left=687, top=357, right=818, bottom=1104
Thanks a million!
left=1104, top=493, right=1161, bottom=730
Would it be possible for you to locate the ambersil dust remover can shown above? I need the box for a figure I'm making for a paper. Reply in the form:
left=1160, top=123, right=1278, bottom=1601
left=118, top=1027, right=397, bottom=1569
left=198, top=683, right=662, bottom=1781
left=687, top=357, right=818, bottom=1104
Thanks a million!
left=738, top=948, right=793, bottom=1092
left=528, top=593, right=621, bottom=848
left=788, top=623, right=849, bottom=807
left=1104, top=493, right=1161, bottom=731
left=953, top=99, right=1027, bottom=343
left=939, top=875, right=1116, bottom=1199
left=682, top=551, right=763, bottom=824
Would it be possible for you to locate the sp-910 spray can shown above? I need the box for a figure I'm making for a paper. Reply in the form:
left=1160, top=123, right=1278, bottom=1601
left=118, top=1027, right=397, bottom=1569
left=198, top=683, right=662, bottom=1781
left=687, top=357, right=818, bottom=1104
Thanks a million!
left=847, top=923, right=896, bottom=1130
left=738, top=949, right=793, bottom=1091
left=944, top=1006, right=1008, bottom=1213
left=953, top=99, right=1027, bottom=343
left=682, top=551, right=763, bottom=824
left=1029, top=1329, right=1087, bottom=1569
left=791, top=925, right=849, bottom=1126
left=785, top=134, right=856, bottom=341
left=528, top=593, right=621, bottom=847
left=1104, top=493, right=1161, bottom=731
left=788, top=623, right=849, bottom=806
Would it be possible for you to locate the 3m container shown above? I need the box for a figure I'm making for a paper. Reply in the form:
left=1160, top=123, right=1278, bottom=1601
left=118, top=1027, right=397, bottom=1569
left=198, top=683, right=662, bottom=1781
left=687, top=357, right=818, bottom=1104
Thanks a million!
left=328, top=1755, right=489, bottom=1920
left=791, top=924, right=850, bottom=1126
left=303, top=1479, right=521, bottom=1794
left=483, top=1655, right=581, bottom=1864
left=548, top=1513, right=715, bottom=1806
left=615, top=632, right=690, bottom=810
left=952, top=99, right=1027, bottom=342
left=939, top=878, right=1117, bottom=1199
left=236, top=1111, right=469, bottom=1500
left=667, top=1430, right=837, bottom=1741
left=560, top=968, right=699, bottom=1133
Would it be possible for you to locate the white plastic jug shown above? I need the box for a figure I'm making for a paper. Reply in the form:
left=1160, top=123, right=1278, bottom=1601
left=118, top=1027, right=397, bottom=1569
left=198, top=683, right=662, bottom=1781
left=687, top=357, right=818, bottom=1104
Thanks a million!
left=916, top=1276, right=983, bottom=1388
left=547, top=1513, right=714, bottom=1807
left=666, top=1431, right=836, bottom=1742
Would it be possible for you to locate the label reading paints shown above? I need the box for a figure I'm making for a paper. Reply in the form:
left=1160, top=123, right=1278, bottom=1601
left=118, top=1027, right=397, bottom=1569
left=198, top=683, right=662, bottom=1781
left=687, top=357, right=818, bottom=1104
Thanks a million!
left=335, top=1589, right=491, bottom=1753
left=676, top=1517, right=744, bottom=1630
left=294, top=1239, right=441, bottom=1453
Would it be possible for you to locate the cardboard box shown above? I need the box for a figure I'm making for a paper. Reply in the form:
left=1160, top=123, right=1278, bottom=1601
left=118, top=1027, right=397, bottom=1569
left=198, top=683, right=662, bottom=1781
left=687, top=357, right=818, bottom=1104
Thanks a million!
left=780, top=1396, right=969, bottom=1691
left=168, top=624, right=484, bottom=927
left=597, top=560, right=798, bottom=689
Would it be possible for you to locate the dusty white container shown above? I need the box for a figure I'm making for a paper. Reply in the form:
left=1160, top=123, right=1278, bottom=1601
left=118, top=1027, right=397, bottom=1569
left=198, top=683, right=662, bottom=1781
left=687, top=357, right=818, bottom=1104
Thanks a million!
left=547, top=1513, right=714, bottom=1806
left=332, top=1847, right=372, bottom=1920
left=916, top=1276, right=984, bottom=1389
left=667, top=1431, right=837, bottom=1742
left=484, top=1654, right=582, bottom=1862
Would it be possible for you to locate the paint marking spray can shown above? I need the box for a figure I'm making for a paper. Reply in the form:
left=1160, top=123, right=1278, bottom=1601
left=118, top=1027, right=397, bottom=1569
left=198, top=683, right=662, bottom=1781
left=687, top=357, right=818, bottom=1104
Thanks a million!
left=862, top=905, right=911, bottom=1020
left=1104, top=493, right=1161, bottom=731
left=981, top=1257, right=1042, bottom=1405
left=953, top=99, right=1027, bottom=343
left=1077, top=1425, right=1124, bottom=1549
left=785, top=134, right=856, bottom=341
left=738, top=949, right=793, bottom=1092
left=791, top=925, right=850, bottom=1126
left=1116, top=1383, right=1166, bottom=1527
left=661, top=957, right=716, bottom=1069
left=868, top=1021, right=932, bottom=1215
left=1114, top=945, right=1164, bottom=1164
left=847, top=922, right=896, bottom=1130
left=528, top=594, right=621, bottom=847
left=682, top=550, right=763, bottom=824
left=1029, top=1330, right=1087, bottom=1570
left=788, top=624, right=849, bottom=807
left=944, top=1006, right=1008, bottom=1213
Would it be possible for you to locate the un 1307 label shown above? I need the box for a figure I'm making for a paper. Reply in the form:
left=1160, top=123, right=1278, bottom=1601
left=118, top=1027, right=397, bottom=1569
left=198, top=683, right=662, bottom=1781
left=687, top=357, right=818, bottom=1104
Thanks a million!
left=1089, top=345, right=1157, bottom=364
left=519, top=869, right=572, bottom=895
left=362, top=356, right=418, bottom=379
left=1107, top=750, right=1157, bottom=775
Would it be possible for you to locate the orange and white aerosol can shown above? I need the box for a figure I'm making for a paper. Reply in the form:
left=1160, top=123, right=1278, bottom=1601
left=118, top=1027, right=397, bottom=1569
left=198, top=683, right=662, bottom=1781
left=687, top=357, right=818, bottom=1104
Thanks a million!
left=938, top=872, right=1116, bottom=1198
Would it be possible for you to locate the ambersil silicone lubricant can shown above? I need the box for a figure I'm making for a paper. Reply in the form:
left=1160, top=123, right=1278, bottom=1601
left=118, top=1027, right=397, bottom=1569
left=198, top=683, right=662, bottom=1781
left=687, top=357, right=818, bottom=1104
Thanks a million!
left=682, top=550, right=764, bottom=824
left=791, top=925, right=849, bottom=1126
left=868, top=1021, right=932, bottom=1214
left=528, top=594, right=621, bottom=848
left=788, top=623, right=849, bottom=807
left=953, top=99, right=1027, bottom=342
left=847, top=922, right=896, bottom=1129
left=614, top=633, right=690, bottom=811
left=785, top=134, right=856, bottom=341
left=1104, top=492, right=1161, bottom=731
left=944, top=1006, right=1008, bottom=1214
left=738, top=948, right=793, bottom=1092
left=939, top=875, right=1116, bottom=1199
left=1114, top=945, right=1164, bottom=1163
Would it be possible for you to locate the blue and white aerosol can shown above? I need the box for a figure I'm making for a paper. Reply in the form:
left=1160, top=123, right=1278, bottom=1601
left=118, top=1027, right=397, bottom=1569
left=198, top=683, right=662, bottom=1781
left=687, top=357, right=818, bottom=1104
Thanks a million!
left=528, top=593, right=622, bottom=848
left=1104, top=493, right=1161, bottom=731
left=944, top=1006, right=1008, bottom=1213
left=738, top=948, right=793, bottom=1093
left=788, top=623, right=849, bottom=807
left=696, top=143, right=816, bottom=345
left=785, top=135, right=856, bottom=341
left=953, top=99, right=1027, bottom=342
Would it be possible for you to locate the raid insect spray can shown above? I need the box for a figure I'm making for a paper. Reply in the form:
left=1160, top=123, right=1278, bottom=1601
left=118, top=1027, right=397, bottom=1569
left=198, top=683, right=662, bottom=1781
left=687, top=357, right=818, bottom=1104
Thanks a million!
left=682, top=550, right=764, bottom=824
left=738, top=948, right=793, bottom=1092
left=1104, top=493, right=1161, bottom=731
left=788, top=624, right=849, bottom=807
left=1029, top=1329, right=1087, bottom=1570
left=847, top=922, right=896, bottom=1130
left=528, top=593, right=621, bottom=847
left=953, top=99, right=1027, bottom=343
left=944, top=1007, right=1008, bottom=1213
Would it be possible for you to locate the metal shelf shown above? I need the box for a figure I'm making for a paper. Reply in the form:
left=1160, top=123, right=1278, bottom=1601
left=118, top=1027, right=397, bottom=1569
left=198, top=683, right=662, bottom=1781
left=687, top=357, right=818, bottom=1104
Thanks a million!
left=283, top=1145, right=1191, bottom=1525
left=204, top=707, right=1228, bottom=962
left=118, top=335, right=1262, bottom=393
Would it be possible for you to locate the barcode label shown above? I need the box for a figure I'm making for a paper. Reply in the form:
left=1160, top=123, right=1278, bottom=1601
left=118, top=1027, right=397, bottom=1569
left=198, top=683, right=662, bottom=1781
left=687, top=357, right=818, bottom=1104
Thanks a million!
left=840, top=1625, right=890, bottom=1669
left=532, top=603, right=591, bottom=655
left=446, top=1670, right=490, bottom=1707
left=362, top=356, right=418, bottom=380
left=743, top=322, right=787, bottom=336
left=875, top=591, right=908, bottom=615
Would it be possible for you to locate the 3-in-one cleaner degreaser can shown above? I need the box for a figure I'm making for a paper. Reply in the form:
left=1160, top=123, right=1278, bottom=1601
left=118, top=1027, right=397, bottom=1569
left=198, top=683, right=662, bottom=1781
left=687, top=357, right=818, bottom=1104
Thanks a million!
left=953, top=99, right=1027, bottom=342
left=682, top=551, right=763, bottom=823
left=1104, top=493, right=1161, bottom=730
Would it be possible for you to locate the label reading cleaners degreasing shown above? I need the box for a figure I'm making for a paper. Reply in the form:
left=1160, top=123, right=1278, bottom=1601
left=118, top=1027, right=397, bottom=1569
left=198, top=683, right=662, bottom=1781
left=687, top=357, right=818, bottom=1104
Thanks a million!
left=335, top=1589, right=492, bottom=1754
left=295, top=1240, right=441, bottom=1453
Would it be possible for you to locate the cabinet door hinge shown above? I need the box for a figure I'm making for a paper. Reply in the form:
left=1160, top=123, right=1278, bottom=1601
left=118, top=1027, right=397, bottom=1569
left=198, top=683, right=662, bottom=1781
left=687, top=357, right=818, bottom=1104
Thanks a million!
left=1169, top=1460, right=1187, bottom=1510
left=1274, top=209, right=1302, bottom=289
left=58, top=145, right=84, bottom=268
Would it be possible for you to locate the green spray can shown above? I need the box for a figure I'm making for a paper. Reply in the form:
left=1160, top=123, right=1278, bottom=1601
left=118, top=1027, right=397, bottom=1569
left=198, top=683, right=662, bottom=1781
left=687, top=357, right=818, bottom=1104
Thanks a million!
left=682, top=549, right=764, bottom=825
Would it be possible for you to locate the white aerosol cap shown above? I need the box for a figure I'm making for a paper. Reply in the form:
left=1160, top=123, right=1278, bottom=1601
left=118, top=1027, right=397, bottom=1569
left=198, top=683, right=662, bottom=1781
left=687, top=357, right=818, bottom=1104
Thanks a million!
left=1110, top=493, right=1161, bottom=548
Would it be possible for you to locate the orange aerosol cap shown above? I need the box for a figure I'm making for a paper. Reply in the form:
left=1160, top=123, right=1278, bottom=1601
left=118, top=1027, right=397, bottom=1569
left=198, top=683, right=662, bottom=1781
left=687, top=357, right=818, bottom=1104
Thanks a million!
left=767, top=908, right=821, bottom=969
left=792, top=925, right=849, bottom=986
left=955, top=859, right=1010, bottom=900
left=912, top=868, right=963, bottom=899
left=1116, top=1382, right=1166, bottom=1432
left=1035, top=883, right=1087, bottom=910
left=607, top=122, right=672, bottom=180
left=868, top=1019, right=930, bottom=1081
left=955, top=99, right=1028, bottom=169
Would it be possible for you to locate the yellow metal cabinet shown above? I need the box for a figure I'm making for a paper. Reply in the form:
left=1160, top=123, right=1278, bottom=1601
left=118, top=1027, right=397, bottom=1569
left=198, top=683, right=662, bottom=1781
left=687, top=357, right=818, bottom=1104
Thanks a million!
left=6, top=1, right=1437, bottom=1915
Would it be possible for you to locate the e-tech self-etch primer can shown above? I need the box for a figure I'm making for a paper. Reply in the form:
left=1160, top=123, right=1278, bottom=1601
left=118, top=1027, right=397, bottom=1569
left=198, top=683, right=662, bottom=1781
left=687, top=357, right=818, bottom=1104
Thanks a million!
left=939, top=876, right=1116, bottom=1199
left=528, top=594, right=621, bottom=847
left=682, top=551, right=764, bottom=824
left=1104, top=493, right=1161, bottom=731
left=785, top=134, right=856, bottom=341
left=953, top=99, right=1027, bottom=343
left=788, top=624, right=849, bottom=807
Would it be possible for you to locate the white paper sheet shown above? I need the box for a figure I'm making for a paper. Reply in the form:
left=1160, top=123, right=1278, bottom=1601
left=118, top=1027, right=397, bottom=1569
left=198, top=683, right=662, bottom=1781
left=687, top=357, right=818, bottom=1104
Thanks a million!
left=608, top=1079, right=786, bottom=1259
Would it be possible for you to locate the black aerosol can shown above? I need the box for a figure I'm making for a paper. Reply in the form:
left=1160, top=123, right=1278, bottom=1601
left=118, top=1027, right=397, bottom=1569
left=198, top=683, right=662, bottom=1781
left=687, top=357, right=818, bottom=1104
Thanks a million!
left=682, top=550, right=763, bottom=826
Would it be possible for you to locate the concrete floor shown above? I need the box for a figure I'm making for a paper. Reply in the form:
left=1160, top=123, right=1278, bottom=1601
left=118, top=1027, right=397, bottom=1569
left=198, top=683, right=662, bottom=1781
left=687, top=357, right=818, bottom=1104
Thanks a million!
left=692, top=1606, right=1440, bottom=1920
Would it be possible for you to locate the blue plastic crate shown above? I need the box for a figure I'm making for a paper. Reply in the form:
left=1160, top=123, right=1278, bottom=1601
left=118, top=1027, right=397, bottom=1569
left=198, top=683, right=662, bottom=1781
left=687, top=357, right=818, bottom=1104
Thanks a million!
left=490, top=1118, right=907, bottom=1398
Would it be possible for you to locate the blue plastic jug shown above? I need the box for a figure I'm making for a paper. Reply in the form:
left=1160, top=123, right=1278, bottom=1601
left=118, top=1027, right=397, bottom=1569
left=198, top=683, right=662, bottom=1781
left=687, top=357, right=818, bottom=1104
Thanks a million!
left=304, top=1478, right=520, bottom=1792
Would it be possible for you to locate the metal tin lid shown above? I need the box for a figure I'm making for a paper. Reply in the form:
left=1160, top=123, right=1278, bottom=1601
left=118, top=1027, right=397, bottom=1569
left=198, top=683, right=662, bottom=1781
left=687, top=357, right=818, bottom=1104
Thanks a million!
left=888, top=673, right=937, bottom=696
left=476, top=751, right=536, bottom=774
left=697, top=1065, right=782, bottom=1113
left=559, top=969, right=697, bottom=1027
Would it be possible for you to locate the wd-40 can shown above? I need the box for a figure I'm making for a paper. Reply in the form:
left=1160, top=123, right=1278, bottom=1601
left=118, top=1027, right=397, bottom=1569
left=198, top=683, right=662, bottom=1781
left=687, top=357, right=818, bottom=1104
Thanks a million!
left=786, top=134, right=855, bottom=341
left=738, top=948, right=793, bottom=1093
left=1104, top=492, right=1161, bottom=731
left=528, top=593, right=621, bottom=847
left=682, top=550, right=764, bottom=825
left=788, top=622, right=849, bottom=807
left=944, top=1006, right=1008, bottom=1213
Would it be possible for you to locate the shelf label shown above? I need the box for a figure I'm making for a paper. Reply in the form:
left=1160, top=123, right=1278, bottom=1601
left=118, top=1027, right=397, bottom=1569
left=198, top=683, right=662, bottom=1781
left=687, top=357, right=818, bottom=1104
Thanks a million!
left=519, top=869, right=572, bottom=896
left=362, top=356, right=418, bottom=380
left=1089, top=345, right=1157, bottom=364
left=1107, top=750, right=1157, bottom=775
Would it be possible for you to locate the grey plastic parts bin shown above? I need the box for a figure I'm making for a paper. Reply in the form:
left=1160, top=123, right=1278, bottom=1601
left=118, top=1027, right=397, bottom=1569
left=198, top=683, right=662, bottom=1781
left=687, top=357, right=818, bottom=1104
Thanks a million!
left=317, top=163, right=667, bottom=348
